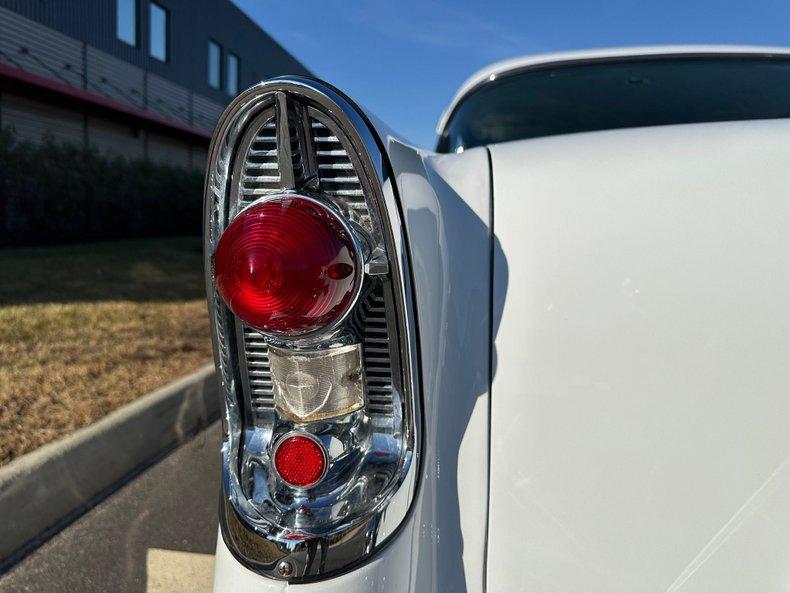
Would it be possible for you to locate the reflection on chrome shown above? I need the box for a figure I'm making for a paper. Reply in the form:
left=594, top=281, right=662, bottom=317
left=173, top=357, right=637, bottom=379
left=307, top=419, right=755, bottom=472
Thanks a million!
left=204, top=77, right=421, bottom=580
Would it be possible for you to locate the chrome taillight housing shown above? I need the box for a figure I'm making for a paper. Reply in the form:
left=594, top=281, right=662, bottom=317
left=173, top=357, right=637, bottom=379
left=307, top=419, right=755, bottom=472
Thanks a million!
left=204, top=79, right=420, bottom=580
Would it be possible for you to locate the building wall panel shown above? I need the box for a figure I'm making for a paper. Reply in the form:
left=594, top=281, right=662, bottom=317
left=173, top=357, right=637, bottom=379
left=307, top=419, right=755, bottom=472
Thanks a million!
left=148, top=132, right=191, bottom=168
left=88, top=115, right=145, bottom=160
left=86, top=47, right=145, bottom=109
left=0, top=0, right=311, bottom=105
left=0, top=6, right=83, bottom=88
left=1, top=93, right=84, bottom=145
left=192, top=93, right=224, bottom=133
left=147, top=73, right=191, bottom=125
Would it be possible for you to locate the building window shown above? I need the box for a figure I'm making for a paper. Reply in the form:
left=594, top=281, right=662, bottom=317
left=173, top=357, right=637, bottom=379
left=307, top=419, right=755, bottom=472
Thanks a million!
left=149, top=2, right=169, bottom=62
left=116, top=0, right=137, bottom=46
left=208, top=41, right=221, bottom=89
left=226, top=52, right=240, bottom=96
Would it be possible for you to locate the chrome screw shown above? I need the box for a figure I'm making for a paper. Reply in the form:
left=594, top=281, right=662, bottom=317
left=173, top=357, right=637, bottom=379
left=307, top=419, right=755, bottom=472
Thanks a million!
left=277, top=560, right=294, bottom=577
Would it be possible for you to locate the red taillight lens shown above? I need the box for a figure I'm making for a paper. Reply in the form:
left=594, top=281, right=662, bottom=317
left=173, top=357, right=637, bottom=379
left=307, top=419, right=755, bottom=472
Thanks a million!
left=274, top=434, right=327, bottom=488
left=214, top=196, right=359, bottom=337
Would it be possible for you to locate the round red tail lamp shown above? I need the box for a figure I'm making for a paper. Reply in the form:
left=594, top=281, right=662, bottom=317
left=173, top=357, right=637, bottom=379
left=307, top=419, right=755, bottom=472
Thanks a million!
left=214, top=195, right=361, bottom=338
left=273, top=433, right=327, bottom=488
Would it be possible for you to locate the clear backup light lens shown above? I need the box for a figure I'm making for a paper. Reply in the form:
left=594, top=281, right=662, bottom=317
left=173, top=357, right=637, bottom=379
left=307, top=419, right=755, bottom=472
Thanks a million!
left=269, top=343, right=365, bottom=422
left=214, top=195, right=361, bottom=338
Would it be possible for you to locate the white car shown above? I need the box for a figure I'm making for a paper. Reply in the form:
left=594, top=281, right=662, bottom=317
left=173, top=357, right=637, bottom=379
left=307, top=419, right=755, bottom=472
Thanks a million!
left=204, top=46, right=790, bottom=592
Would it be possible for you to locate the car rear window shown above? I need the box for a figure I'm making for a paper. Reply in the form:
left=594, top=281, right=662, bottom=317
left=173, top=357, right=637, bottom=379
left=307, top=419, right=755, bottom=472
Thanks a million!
left=437, top=57, right=790, bottom=152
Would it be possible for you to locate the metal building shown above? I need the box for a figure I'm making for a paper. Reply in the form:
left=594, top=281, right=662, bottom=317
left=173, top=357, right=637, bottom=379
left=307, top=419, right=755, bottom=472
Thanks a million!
left=0, top=0, right=310, bottom=169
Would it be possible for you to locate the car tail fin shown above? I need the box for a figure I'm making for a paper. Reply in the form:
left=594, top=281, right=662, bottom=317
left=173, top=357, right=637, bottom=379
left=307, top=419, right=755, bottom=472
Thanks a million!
left=203, top=77, right=420, bottom=581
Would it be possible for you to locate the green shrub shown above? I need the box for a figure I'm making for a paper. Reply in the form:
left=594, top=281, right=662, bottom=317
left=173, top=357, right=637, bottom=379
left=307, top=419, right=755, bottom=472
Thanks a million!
left=0, top=128, right=204, bottom=244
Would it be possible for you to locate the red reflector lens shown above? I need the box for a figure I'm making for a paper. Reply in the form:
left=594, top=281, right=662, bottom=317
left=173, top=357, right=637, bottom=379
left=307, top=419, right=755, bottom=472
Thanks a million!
left=274, top=434, right=327, bottom=488
left=214, top=196, right=359, bottom=337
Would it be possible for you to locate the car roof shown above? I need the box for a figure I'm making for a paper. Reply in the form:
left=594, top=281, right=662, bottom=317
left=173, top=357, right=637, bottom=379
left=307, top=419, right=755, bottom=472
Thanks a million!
left=436, top=45, right=790, bottom=134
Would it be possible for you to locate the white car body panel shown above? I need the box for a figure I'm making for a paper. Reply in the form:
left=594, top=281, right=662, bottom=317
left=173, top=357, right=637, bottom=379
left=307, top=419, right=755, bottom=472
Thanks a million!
left=214, top=145, right=492, bottom=593
left=489, top=118, right=790, bottom=592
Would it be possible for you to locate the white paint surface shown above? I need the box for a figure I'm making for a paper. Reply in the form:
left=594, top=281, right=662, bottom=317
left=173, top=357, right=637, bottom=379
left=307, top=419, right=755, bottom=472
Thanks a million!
left=488, top=118, right=790, bottom=592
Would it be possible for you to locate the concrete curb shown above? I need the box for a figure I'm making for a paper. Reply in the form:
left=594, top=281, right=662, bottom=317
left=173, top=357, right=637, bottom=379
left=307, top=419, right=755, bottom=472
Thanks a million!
left=0, top=363, right=219, bottom=564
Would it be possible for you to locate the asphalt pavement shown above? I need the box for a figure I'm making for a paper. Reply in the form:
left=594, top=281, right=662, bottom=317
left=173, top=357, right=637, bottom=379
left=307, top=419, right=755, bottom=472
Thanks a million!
left=0, top=421, right=222, bottom=593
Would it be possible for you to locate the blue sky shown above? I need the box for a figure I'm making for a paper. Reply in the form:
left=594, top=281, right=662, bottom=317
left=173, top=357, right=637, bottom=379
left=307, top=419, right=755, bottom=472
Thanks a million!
left=232, top=0, right=790, bottom=149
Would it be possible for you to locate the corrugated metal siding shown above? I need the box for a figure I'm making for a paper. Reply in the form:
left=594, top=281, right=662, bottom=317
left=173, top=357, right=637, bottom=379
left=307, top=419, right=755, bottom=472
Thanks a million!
left=86, top=46, right=145, bottom=109
left=147, top=73, right=191, bottom=125
left=0, top=6, right=83, bottom=88
left=0, top=0, right=156, bottom=68
left=0, top=0, right=312, bottom=104
left=0, top=6, right=228, bottom=133
left=88, top=115, right=145, bottom=159
left=2, top=93, right=84, bottom=145
left=148, top=131, right=191, bottom=168
left=192, top=93, right=223, bottom=133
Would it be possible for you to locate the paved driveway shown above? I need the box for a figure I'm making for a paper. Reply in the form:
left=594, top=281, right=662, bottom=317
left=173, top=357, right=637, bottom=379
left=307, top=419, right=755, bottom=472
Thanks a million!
left=0, top=422, right=221, bottom=593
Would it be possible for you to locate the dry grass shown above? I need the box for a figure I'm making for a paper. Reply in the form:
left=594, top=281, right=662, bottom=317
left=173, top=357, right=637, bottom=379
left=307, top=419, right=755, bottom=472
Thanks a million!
left=0, top=237, right=212, bottom=465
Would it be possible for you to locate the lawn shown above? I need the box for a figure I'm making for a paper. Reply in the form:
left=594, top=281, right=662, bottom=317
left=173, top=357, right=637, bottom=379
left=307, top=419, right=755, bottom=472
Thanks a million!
left=0, top=237, right=213, bottom=465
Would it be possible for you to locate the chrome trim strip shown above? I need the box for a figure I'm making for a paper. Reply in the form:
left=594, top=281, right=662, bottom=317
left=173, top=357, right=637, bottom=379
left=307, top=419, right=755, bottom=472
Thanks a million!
left=274, top=91, right=295, bottom=189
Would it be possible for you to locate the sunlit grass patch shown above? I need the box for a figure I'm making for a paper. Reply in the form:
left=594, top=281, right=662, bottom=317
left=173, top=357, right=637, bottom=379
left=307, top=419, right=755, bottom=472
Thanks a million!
left=0, top=237, right=212, bottom=465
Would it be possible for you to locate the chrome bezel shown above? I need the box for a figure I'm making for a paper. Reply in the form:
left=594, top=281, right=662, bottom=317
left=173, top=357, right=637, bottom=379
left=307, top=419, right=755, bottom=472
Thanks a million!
left=204, top=76, right=422, bottom=582
left=216, top=192, right=367, bottom=345
left=270, top=430, right=330, bottom=489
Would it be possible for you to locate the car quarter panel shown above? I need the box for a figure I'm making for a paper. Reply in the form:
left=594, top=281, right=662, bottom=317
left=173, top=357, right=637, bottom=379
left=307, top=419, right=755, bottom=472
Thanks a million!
left=390, top=142, right=492, bottom=593
left=488, top=119, right=790, bottom=592
left=213, top=142, right=493, bottom=593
